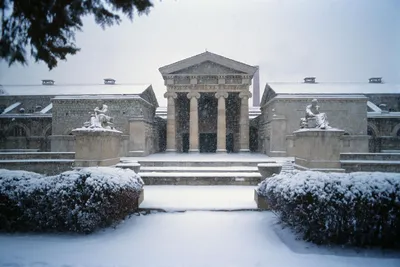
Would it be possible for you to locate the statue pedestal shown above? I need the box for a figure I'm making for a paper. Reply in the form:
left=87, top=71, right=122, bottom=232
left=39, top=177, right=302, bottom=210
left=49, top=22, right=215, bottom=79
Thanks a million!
left=293, top=128, right=345, bottom=172
left=72, top=128, right=122, bottom=168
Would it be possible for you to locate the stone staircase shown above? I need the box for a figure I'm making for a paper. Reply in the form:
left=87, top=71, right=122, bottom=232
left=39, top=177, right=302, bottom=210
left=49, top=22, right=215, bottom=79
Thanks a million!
left=340, top=152, right=400, bottom=172
left=0, top=152, right=75, bottom=175
left=118, top=154, right=288, bottom=185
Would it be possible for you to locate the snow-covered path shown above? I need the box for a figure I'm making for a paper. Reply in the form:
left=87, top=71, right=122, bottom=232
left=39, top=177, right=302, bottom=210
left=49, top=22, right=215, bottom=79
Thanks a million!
left=140, top=185, right=257, bottom=210
left=1, top=212, right=399, bottom=267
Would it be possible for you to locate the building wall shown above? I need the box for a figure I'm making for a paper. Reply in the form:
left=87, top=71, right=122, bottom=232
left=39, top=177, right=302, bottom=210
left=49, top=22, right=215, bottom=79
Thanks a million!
left=367, top=117, right=400, bottom=152
left=0, top=116, right=52, bottom=151
left=259, top=95, right=369, bottom=156
left=366, top=94, right=400, bottom=112
left=51, top=97, right=158, bottom=156
left=0, top=95, right=54, bottom=114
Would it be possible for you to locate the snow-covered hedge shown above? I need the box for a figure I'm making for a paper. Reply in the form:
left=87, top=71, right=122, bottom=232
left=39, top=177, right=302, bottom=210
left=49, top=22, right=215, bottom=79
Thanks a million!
left=0, top=167, right=144, bottom=233
left=257, top=171, right=400, bottom=248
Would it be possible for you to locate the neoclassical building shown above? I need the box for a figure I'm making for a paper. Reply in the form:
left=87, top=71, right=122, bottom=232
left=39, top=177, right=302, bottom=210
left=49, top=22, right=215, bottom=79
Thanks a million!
left=159, top=51, right=257, bottom=153
left=0, top=51, right=399, bottom=155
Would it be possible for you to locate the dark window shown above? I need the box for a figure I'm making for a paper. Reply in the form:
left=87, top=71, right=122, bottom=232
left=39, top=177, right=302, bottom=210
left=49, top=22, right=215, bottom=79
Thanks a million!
left=10, top=126, right=26, bottom=137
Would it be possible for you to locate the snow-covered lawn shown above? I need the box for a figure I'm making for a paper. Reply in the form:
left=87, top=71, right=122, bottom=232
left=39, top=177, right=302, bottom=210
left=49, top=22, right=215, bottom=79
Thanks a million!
left=0, top=211, right=399, bottom=267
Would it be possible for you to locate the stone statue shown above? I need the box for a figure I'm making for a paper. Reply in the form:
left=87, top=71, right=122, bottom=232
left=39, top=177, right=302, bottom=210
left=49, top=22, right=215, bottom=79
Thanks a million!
left=84, top=104, right=115, bottom=129
left=300, top=99, right=331, bottom=129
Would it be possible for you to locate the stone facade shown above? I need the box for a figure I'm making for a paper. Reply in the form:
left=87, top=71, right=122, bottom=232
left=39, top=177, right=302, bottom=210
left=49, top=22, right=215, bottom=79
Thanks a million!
left=159, top=51, right=257, bottom=153
left=50, top=96, right=158, bottom=156
left=0, top=85, right=160, bottom=156
left=0, top=95, right=53, bottom=151
left=1, top=55, right=399, bottom=157
left=367, top=117, right=400, bottom=152
left=259, top=94, right=369, bottom=156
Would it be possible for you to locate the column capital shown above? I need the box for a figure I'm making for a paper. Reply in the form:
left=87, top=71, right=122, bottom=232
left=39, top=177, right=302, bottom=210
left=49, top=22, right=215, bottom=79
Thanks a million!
left=164, top=91, right=178, bottom=99
left=187, top=91, right=200, bottom=99
left=215, top=91, right=228, bottom=99
left=239, top=91, right=252, bottom=100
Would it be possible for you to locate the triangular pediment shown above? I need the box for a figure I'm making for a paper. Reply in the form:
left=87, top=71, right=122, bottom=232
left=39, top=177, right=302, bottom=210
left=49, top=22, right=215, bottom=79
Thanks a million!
left=159, top=51, right=257, bottom=76
left=171, top=61, right=245, bottom=75
left=260, top=84, right=277, bottom=107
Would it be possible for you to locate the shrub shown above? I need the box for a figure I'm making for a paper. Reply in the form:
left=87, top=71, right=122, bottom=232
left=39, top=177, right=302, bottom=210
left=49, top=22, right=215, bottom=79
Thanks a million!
left=257, top=171, right=400, bottom=248
left=0, top=167, right=144, bottom=233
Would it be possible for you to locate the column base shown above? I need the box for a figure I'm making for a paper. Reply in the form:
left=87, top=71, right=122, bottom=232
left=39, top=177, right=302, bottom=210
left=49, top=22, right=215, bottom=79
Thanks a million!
left=239, top=149, right=250, bottom=153
left=165, top=149, right=177, bottom=153
left=216, top=149, right=227, bottom=153
left=189, top=149, right=200, bottom=153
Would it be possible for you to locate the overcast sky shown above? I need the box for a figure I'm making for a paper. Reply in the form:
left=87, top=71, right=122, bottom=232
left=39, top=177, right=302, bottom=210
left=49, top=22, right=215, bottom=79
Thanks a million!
left=0, top=0, right=399, bottom=106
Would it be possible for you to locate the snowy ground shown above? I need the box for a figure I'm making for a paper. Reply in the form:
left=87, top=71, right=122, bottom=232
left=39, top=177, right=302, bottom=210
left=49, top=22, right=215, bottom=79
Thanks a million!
left=1, top=211, right=399, bottom=267
left=140, top=185, right=257, bottom=211
left=1, top=185, right=399, bottom=267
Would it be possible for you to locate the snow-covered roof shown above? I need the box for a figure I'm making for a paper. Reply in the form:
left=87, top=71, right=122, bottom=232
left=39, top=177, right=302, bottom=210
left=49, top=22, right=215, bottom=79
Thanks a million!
left=1, top=102, right=21, bottom=114
left=40, top=103, right=53, bottom=114
left=367, top=101, right=382, bottom=112
left=266, top=82, right=400, bottom=95
left=0, top=83, right=152, bottom=96
left=53, top=95, right=143, bottom=100
left=260, top=82, right=400, bottom=107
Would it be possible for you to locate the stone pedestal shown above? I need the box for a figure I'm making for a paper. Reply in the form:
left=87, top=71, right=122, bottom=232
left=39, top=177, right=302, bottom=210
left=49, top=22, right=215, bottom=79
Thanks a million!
left=72, top=128, right=122, bottom=168
left=293, top=128, right=345, bottom=172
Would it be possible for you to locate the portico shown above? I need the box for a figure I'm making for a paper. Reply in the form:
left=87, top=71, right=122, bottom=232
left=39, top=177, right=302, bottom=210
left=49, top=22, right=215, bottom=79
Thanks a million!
left=159, top=51, right=257, bottom=153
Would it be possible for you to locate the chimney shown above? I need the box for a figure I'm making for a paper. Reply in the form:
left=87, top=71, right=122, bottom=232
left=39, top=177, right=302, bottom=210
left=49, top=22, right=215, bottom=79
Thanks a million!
left=104, top=78, right=116, bottom=85
left=252, top=66, right=260, bottom=106
left=304, top=77, right=316, bottom=84
left=42, top=80, right=55, bottom=85
left=369, top=77, right=383, bottom=84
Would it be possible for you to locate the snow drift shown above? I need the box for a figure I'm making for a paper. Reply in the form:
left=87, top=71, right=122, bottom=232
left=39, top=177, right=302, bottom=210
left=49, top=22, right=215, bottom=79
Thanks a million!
left=0, top=167, right=144, bottom=233
left=257, top=170, right=400, bottom=248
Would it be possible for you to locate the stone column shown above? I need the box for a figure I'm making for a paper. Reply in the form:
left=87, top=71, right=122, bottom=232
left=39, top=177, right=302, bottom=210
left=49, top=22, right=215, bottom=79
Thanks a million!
left=215, top=91, right=229, bottom=153
left=164, top=91, right=178, bottom=152
left=239, top=91, right=252, bottom=152
left=187, top=92, right=201, bottom=152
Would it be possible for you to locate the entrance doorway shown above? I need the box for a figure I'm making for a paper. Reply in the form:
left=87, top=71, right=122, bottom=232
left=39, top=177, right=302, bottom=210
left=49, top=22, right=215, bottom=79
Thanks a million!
left=182, top=133, right=189, bottom=153
left=199, top=133, right=217, bottom=153
left=226, top=133, right=234, bottom=153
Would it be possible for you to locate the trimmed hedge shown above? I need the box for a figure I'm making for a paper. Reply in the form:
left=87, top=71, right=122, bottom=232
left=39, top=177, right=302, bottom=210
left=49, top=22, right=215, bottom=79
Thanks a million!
left=257, top=171, right=400, bottom=248
left=0, top=167, right=144, bottom=233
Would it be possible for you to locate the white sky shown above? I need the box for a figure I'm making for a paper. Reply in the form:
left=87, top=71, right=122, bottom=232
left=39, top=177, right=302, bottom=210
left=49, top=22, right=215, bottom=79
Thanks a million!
left=0, top=0, right=399, bottom=106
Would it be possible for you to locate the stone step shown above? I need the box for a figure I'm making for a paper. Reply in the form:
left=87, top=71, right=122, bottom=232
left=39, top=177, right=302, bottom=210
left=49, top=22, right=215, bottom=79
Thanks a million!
left=340, top=153, right=400, bottom=161
left=140, top=172, right=262, bottom=185
left=340, top=160, right=400, bottom=173
left=140, top=166, right=259, bottom=173
left=136, top=160, right=276, bottom=167
left=0, top=152, right=75, bottom=160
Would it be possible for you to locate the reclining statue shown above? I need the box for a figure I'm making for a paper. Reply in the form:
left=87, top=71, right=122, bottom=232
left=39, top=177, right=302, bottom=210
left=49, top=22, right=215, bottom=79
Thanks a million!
left=300, top=99, right=331, bottom=129
left=84, top=104, right=115, bottom=129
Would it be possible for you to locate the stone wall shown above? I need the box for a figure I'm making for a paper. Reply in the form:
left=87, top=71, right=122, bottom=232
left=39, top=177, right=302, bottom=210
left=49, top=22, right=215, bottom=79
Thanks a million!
left=51, top=96, right=158, bottom=156
left=0, top=116, right=52, bottom=151
left=366, top=94, right=400, bottom=112
left=368, top=117, right=400, bottom=152
left=259, top=95, right=369, bottom=156
left=0, top=95, right=53, bottom=114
